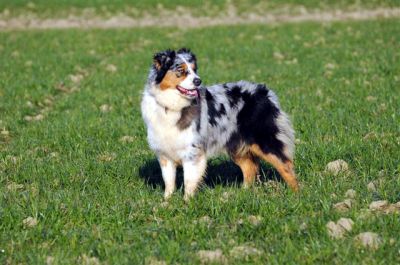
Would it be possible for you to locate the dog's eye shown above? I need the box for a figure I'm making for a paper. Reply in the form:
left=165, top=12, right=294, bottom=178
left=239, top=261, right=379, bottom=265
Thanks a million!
left=176, top=68, right=185, bottom=77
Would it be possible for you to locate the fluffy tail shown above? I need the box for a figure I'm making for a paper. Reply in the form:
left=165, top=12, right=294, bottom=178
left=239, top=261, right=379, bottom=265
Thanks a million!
left=275, top=111, right=295, bottom=161
left=268, top=90, right=295, bottom=161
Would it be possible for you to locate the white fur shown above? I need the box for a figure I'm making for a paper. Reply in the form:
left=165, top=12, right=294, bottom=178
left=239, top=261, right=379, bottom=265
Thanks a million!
left=141, top=88, right=201, bottom=163
left=147, top=82, right=191, bottom=111
left=275, top=112, right=295, bottom=160
left=142, top=84, right=206, bottom=199
left=182, top=156, right=207, bottom=200
left=160, top=157, right=176, bottom=199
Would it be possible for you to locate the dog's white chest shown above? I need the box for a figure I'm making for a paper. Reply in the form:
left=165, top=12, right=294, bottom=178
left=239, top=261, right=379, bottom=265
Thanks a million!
left=141, top=94, right=196, bottom=161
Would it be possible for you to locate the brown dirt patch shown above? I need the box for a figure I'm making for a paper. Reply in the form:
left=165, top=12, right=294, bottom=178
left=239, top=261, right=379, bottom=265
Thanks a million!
left=0, top=7, right=399, bottom=30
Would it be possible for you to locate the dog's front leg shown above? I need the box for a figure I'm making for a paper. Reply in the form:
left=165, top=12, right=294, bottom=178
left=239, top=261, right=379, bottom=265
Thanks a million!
left=183, top=155, right=207, bottom=201
left=159, top=156, right=177, bottom=199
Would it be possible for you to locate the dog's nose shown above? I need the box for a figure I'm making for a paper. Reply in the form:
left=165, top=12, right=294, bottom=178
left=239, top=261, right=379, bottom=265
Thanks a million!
left=193, top=78, right=202, bottom=87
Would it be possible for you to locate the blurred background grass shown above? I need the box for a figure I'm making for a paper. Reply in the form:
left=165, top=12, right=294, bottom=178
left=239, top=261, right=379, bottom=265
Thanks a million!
left=1, top=0, right=400, bottom=18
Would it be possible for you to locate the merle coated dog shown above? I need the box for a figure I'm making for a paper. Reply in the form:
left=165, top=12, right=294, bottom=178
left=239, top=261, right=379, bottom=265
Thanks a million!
left=141, top=48, right=298, bottom=200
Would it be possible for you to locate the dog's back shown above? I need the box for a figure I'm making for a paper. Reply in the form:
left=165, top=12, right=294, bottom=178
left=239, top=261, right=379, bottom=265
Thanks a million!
left=201, top=81, right=294, bottom=162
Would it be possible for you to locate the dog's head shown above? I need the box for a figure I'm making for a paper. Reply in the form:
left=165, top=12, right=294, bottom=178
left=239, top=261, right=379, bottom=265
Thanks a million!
left=150, top=48, right=201, bottom=99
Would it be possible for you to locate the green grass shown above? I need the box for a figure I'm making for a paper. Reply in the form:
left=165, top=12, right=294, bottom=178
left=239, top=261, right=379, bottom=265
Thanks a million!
left=1, top=16, right=400, bottom=264
left=1, top=0, right=400, bottom=18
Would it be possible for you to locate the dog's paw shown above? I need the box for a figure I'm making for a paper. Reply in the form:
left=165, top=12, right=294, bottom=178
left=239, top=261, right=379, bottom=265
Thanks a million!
left=183, top=192, right=195, bottom=202
left=163, top=190, right=174, bottom=200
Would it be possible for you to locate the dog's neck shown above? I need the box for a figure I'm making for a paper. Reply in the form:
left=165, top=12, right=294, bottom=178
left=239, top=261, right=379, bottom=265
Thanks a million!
left=148, top=85, right=191, bottom=112
left=147, top=84, right=193, bottom=112
left=164, top=98, right=199, bottom=114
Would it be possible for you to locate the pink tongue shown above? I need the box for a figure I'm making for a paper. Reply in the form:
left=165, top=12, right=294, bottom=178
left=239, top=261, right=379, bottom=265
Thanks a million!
left=178, top=86, right=198, bottom=97
left=189, top=89, right=199, bottom=97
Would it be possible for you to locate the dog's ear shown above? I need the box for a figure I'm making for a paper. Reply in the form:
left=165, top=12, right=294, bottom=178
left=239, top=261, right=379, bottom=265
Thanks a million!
left=177, top=47, right=191, bottom=54
left=177, top=47, right=197, bottom=71
left=153, top=49, right=175, bottom=71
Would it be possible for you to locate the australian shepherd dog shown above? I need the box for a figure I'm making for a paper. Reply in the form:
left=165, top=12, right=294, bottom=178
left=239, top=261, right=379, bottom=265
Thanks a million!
left=141, top=48, right=299, bottom=200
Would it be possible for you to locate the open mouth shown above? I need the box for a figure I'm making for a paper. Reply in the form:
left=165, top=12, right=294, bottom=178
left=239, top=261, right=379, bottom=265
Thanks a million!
left=176, top=85, right=199, bottom=98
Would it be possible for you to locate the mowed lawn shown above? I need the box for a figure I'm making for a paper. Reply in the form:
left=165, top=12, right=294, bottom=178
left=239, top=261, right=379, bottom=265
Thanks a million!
left=1, top=18, right=400, bottom=264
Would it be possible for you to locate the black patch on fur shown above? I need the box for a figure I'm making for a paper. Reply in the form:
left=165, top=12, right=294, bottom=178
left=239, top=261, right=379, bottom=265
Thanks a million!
left=177, top=47, right=193, bottom=57
left=226, top=83, right=288, bottom=161
left=226, top=85, right=243, bottom=108
left=206, top=90, right=228, bottom=127
left=239, top=85, right=287, bottom=161
left=226, top=132, right=243, bottom=155
left=206, top=90, right=218, bottom=126
left=153, top=49, right=176, bottom=83
left=219, top=104, right=226, bottom=115
left=205, top=89, right=214, bottom=101
left=196, top=121, right=200, bottom=131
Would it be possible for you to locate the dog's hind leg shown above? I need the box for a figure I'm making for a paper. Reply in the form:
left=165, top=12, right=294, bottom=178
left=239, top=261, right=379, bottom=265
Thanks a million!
left=183, top=154, right=207, bottom=201
left=232, top=153, right=260, bottom=188
left=250, top=144, right=299, bottom=192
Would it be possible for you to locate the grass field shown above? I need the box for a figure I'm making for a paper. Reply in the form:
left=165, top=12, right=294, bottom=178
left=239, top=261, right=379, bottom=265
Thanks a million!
left=1, top=1, right=400, bottom=264
left=1, top=0, right=400, bottom=18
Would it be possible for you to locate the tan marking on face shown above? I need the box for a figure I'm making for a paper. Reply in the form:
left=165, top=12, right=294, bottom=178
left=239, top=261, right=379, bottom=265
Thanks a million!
left=153, top=60, right=161, bottom=70
left=159, top=63, right=188, bottom=90
left=250, top=144, right=299, bottom=192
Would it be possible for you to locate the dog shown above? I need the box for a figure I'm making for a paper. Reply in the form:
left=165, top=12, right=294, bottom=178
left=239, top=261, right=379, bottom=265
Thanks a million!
left=141, top=48, right=299, bottom=200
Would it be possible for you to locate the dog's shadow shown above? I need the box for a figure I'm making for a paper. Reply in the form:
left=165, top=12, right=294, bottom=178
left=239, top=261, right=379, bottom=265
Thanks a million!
left=138, top=157, right=283, bottom=189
